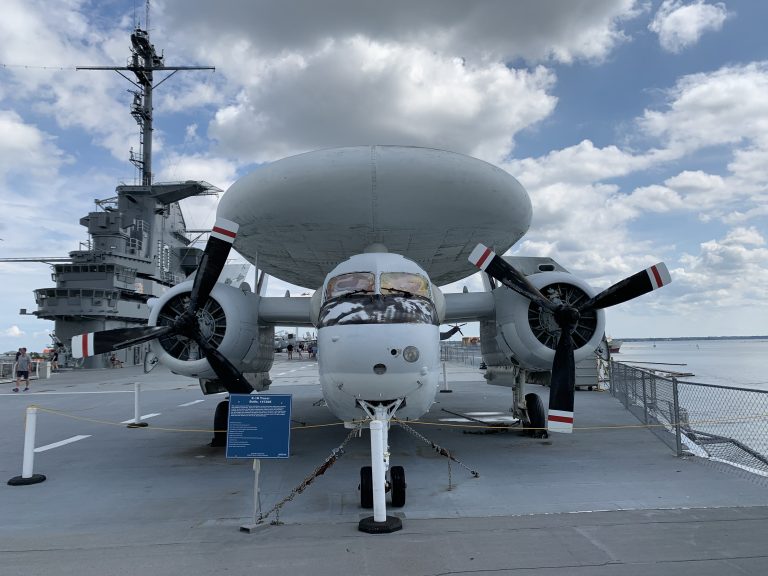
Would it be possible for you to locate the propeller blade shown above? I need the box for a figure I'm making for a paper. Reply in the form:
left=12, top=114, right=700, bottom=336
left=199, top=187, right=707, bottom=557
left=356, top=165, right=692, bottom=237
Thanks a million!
left=195, top=336, right=253, bottom=394
left=72, top=326, right=173, bottom=358
left=440, top=325, right=463, bottom=341
left=579, top=262, right=671, bottom=312
left=469, top=244, right=556, bottom=312
left=188, top=217, right=239, bottom=312
left=547, top=317, right=575, bottom=434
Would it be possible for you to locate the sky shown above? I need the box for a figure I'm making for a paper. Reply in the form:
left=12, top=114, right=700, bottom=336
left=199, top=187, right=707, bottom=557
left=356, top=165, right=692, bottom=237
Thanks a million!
left=1, top=0, right=767, bottom=353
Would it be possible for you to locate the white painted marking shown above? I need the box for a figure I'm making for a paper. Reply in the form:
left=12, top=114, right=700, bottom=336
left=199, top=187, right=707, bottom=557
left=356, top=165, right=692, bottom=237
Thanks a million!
left=34, top=435, right=91, bottom=453
left=439, top=416, right=520, bottom=423
left=178, top=399, right=205, bottom=407
left=32, top=391, right=133, bottom=395
left=121, top=413, right=161, bottom=424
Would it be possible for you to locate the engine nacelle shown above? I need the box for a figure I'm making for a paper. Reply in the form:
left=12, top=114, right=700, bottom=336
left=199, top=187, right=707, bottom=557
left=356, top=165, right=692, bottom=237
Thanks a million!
left=488, top=271, right=606, bottom=371
left=147, top=281, right=271, bottom=380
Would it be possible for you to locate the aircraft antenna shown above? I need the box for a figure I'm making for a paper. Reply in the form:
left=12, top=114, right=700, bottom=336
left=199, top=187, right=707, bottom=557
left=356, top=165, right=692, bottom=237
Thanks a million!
left=76, top=2, right=214, bottom=186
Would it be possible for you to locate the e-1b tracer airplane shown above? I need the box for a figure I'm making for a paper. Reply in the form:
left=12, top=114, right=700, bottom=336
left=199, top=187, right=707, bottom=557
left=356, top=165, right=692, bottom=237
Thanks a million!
left=72, top=145, right=670, bottom=522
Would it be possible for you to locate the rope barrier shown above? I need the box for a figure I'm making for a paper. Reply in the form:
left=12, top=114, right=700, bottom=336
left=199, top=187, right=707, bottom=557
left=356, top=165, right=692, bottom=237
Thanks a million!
left=26, top=404, right=768, bottom=435
left=31, top=405, right=349, bottom=433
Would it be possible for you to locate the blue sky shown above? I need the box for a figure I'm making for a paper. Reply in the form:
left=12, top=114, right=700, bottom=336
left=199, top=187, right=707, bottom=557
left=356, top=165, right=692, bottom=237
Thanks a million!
left=1, top=0, right=767, bottom=353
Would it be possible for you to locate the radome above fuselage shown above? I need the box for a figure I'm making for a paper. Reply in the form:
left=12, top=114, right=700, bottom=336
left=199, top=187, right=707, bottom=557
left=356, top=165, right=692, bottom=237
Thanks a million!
left=218, top=145, right=531, bottom=288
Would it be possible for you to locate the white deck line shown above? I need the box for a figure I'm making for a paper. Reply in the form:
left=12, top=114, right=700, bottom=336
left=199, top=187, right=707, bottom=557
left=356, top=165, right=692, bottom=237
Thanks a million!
left=34, top=435, right=91, bottom=453
left=178, top=399, right=205, bottom=407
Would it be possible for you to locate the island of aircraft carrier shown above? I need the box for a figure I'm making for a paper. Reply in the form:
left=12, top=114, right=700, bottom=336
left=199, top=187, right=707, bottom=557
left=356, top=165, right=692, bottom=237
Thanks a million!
left=3, top=23, right=219, bottom=370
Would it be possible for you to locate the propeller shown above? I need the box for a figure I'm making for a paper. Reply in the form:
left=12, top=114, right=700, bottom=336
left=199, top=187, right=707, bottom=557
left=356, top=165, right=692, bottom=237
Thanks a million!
left=71, top=217, right=253, bottom=394
left=440, top=323, right=466, bottom=341
left=469, top=243, right=671, bottom=433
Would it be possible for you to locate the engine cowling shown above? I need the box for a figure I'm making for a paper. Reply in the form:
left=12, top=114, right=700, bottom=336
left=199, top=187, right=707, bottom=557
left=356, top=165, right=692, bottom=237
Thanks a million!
left=147, top=280, right=268, bottom=379
left=487, top=271, right=606, bottom=371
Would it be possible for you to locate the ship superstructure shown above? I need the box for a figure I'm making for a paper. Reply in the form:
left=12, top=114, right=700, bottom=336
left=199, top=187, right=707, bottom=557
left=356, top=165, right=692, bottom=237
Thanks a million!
left=30, top=18, right=216, bottom=368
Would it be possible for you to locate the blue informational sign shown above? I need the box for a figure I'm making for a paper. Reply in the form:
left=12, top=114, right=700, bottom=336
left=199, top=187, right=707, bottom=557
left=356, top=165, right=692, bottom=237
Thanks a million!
left=226, top=394, right=292, bottom=459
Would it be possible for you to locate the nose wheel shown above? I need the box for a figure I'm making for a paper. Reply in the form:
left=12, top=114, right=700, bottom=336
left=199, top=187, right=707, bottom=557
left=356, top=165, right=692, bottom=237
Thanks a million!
left=390, top=465, right=406, bottom=507
left=359, top=464, right=406, bottom=508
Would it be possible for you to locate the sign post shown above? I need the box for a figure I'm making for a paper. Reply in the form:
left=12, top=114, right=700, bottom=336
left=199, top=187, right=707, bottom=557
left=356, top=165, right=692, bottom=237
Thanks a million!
left=226, top=394, right=292, bottom=532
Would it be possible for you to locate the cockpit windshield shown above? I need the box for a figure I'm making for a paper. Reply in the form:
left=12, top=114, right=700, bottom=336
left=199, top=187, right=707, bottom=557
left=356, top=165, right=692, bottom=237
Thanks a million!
left=319, top=270, right=436, bottom=328
left=380, top=272, right=430, bottom=297
left=325, top=272, right=375, bottom=299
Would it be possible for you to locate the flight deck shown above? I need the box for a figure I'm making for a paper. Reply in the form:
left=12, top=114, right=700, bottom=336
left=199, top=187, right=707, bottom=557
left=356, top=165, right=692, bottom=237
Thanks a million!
left=1, top=358, right=767, bottom=575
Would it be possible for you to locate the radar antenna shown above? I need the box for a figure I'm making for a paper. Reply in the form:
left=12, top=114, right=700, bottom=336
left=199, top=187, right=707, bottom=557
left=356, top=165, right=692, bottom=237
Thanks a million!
left=77, top=1, right=214, bottom=186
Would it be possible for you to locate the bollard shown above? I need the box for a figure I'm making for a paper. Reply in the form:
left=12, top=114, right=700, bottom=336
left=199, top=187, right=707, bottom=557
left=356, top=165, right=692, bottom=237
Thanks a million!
left=8, top=406, right=47, bottom=486
left=240, top=459, right=263, bottom=532
left=439, top=361, right=453, bottom=393
left=127, top=382, right=149, bottom=428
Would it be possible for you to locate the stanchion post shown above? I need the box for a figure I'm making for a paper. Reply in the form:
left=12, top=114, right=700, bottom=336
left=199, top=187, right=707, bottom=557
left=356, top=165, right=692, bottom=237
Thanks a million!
left=439, top=361, right=452, bottom=393
left=240, top=460, right=265, bottom=533
left=128, top=382, right=149, bottom=428
left=7, top=405, right=47, bottom=486
left=672, top=376, right=683, bottom=457
left=252, top=459, right=261, bottom=524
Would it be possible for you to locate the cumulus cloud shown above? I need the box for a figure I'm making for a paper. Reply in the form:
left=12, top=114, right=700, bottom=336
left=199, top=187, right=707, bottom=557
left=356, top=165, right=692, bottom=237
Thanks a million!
left=3, top=325, right=25, bottom=338
left=640, top=62, right=768, bottom=154
left=649, top=0, right=728, bottom=53
left=163, top=0, right=642, bottom=65
left=676, top=227, right=768, bottom=304
left=0, top=1, right=137, bottom=161
left=503, top=140, right=670, bottom=189
left=633, top=62, right=768, bottom=229
left=207, top=39, right=557, bottom=163
left=155, top=153, right=239, bottom=190
left=151, top=1, right=645, bottom=164
left=0, top=110, right=68, bottom=184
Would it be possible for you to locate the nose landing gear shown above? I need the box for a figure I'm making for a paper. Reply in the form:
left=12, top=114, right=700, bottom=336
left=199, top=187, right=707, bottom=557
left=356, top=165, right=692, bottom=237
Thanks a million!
left=357, top=400, right=405, bottom=533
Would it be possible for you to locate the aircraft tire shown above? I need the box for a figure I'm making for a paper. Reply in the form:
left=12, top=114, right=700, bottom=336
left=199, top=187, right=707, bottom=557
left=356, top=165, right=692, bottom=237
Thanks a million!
left=360, top=466, right=373, bottom=509
left=390, top=465, right=406, bottom=508
left=210, top=400, right=229, bottom=447
left=524, top=393, right=547, bottom=439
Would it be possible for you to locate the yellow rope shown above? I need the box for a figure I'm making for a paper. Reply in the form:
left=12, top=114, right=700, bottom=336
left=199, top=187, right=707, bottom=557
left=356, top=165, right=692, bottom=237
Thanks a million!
left=32, top=405, right=349, bottom=434
left=27, top=404, right=768, bottom=435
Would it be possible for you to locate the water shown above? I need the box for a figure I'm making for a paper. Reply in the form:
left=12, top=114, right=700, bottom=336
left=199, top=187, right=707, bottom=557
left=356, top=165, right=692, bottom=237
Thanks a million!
left=616, top=338, right=768, bottom=391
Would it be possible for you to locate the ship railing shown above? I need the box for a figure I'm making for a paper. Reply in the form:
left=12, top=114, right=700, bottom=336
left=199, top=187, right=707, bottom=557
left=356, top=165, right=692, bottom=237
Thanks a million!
left=0, top=361, right=46, bottom=384
left=439, top=341, right=481, bottom=367
left=609, top=361, right=768, bottom=480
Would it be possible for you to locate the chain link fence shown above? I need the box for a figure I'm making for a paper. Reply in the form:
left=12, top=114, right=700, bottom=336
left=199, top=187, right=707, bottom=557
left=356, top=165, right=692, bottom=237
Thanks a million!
left=440, top=342, right=482, bottom=367
left=0, top=361, right=45, bottom=383
left=610, top=361, right=768, bottom=478
left=439, top=342, right=768, bottom=479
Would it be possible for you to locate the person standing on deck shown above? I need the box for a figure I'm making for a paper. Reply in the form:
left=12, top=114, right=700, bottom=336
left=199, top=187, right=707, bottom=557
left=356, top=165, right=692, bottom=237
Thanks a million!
left=14, top=347, right=32, bottom=392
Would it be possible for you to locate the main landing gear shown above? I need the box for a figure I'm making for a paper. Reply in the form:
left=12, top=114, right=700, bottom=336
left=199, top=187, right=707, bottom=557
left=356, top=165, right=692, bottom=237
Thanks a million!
left=211, top=399, right=229, bottom=447
left=524, top=392, right=548, bottom=439
left=357, top=400, right=404, bottom=533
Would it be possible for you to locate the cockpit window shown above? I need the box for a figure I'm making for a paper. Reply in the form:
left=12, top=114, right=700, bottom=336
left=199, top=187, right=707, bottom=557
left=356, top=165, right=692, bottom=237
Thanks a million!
left=380, top=272, right=430, bottom=297
left=325, top=272, right=375, bottom=299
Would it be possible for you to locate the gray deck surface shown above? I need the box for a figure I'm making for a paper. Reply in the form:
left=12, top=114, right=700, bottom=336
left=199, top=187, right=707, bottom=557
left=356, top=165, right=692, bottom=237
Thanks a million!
left=1, top=358, right=767, bottom=575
